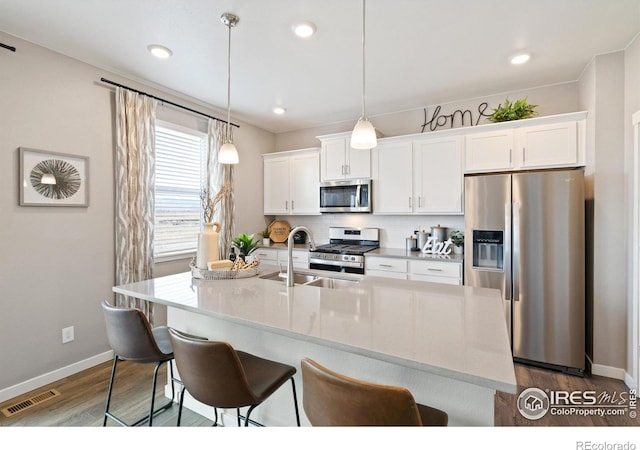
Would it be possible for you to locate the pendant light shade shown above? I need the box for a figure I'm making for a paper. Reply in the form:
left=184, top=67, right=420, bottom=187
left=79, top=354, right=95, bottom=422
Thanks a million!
left=351, top=0, right=377, bottom=150
left=221, top=12, right=240, bottom=165
left=351, top=118, right=377, bottom=149
left=219, top=142, right=239, bottom=164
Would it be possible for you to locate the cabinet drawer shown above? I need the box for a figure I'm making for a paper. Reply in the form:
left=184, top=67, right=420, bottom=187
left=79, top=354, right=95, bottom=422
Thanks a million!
left=253, top=249, right=279, bottom=262
left=408, top=260, right=461, bottom=278
left=278, top=250, right=310, bottom=264
left=366, top=269, right=407, bottom=280
left=365, top=256, right=407, bottom=273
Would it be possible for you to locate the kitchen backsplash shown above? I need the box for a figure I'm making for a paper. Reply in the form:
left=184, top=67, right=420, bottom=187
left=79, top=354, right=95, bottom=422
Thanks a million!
left=273, top=214, right=464, bottom=248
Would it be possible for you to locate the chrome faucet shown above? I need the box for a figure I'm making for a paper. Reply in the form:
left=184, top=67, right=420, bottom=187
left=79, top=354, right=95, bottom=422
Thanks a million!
left=286, top=226, right=316, bottom=287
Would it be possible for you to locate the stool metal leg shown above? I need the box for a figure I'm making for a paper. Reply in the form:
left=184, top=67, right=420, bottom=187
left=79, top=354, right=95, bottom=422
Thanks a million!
left=291, top=378, right=301, bottom=426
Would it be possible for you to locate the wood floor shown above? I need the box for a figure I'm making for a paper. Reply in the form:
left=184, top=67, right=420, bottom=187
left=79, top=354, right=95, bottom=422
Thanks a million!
left=0, top=360, right=637, bottom=427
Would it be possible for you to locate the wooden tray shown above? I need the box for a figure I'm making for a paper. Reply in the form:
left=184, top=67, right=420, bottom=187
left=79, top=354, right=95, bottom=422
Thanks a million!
left=268, top=220, right=291, bottom=243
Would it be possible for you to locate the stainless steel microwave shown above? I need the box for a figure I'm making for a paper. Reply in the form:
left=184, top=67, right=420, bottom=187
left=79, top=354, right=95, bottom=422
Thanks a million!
left=319, top=179, right=372, bottom=213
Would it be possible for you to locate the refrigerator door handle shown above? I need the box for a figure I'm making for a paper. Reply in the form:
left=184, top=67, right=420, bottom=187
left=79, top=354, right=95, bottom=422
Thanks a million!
left=504, top=203, right=512, bottom=301
left=512, top=202, right=521, bottom=302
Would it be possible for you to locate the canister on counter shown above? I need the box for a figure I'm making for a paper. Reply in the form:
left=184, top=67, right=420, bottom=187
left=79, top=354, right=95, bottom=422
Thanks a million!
left=431, top=225, right=448, bottom=243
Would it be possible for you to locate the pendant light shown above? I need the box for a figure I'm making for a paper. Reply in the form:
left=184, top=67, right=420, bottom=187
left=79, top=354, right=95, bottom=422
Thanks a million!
left=350, top=0, right=377, bottom=149
left=219, top=12, right=240, bottom=164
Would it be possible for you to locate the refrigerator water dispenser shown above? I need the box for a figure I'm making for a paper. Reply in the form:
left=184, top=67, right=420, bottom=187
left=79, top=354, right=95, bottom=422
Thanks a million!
left=472, top=230, right=504, bottom=271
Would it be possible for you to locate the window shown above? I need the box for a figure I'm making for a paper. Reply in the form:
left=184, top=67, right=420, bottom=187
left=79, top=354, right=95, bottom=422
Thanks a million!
left=154, top=122, right=207, bottom=261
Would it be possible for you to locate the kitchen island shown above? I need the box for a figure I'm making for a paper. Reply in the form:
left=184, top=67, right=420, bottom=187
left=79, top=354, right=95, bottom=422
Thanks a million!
left=113, top=267, right=516, bottom=426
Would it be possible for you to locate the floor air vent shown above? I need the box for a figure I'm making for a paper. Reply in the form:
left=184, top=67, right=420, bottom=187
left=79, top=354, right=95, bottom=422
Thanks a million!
left=1, top=389, right=61, bottom=417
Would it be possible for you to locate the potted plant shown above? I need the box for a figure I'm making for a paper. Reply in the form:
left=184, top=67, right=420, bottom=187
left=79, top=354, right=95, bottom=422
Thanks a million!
left=488, top=97, right=538, bottom=123
left=449, top=230, right=464, bottom=254
left=232, top=233, right=260, bottom=260
left=260, top=228, right=271, bottom=246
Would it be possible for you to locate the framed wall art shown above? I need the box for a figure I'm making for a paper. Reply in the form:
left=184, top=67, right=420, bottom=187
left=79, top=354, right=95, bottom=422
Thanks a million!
left=19, top=147, right=89, bottom=207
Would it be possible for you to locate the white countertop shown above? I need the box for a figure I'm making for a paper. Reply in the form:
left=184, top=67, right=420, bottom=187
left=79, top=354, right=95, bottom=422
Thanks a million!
left=113, top=266, right=516, bottom=394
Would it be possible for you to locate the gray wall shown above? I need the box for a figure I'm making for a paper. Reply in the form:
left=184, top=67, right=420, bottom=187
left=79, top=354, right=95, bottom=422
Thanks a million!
left=624, top=35, right=640, bottom=383
left=578, top=52, right=627, bottom=372
left=0, top=32, right=273, bottom=397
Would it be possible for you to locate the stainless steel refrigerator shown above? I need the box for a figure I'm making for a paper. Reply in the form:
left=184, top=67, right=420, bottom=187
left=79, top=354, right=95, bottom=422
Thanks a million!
left=464, top=168, right=585, bottom=375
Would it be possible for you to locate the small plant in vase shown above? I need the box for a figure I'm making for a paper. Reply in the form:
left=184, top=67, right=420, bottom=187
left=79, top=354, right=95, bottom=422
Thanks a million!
left=488, top=97, right=538, bottom=123
left=260, top=228, right=271, bottom=246
left=232, top=233, right=260, bottom=260
left=449, top=230, right=464, bottom=254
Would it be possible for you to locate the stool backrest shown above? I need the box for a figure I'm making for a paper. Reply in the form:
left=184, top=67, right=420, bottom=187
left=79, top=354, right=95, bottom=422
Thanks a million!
left=101, top=300, right=165, bottom=363
left=301, top=357, right=423, bottom=426
left=168, top=328, right=258, bottom=408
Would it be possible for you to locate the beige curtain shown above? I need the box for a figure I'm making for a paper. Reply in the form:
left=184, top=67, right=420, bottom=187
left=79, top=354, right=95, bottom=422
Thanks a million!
left=114, top=87, right=157, bottom=324
left=207, top=119, right=235, bottom=259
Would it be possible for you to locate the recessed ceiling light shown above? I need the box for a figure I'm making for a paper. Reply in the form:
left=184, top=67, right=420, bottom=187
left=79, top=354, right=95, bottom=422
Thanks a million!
left=147, top=44, right=173, bottom=59
left=292, top=21, right=317, bottom=38
left=273, top=106, right=286, bottom=115
left=510, top=53, right=531, bottom=65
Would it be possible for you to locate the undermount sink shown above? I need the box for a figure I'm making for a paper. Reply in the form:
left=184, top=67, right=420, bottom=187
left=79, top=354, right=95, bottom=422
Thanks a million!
left=259, top=271, right=360, bottom=289
left=259, top=271, right=319, bottom=285
left=304, top=277, right=360, bottom=289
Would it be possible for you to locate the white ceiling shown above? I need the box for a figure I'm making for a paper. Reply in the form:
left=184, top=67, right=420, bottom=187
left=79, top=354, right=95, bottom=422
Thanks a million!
left=1, top=0, right=639, bottom=133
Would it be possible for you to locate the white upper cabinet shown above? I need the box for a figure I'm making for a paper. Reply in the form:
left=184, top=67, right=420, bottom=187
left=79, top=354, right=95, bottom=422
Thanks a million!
left=317, top=133, right=371, bottom=181
left=518, top=120, right=578, bottom=169
left=263, top=148, right=320, bottom=215
left=464, top=112, right=586, bottom=173
left=372, top=140, right=413, bottom=214
left=464, top=129, right=515, bottom=172
left=371, top=135, right=463, bottom=215
left=413, top=136, right=463, bottom=214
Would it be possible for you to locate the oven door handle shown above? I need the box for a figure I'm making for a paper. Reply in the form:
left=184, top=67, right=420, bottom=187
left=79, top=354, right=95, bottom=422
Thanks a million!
left=309, top=258, right=364, bottom=269
left=356, top=184, right=361, bottom=208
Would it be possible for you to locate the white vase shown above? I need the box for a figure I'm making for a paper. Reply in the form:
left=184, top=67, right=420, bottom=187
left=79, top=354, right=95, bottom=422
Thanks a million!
left=453, top=245, right=463, bottom=254
left=196, top=222, right=221, bottom=269
left=262, top=238, right=270, bottom=246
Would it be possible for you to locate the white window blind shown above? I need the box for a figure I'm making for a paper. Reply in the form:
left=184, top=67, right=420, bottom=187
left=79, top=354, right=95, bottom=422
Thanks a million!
left=154, top=122, right=206, bottom=260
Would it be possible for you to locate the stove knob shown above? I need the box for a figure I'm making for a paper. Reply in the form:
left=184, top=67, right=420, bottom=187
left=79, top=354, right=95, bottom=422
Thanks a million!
left=351, top=256, right=356, bottom=261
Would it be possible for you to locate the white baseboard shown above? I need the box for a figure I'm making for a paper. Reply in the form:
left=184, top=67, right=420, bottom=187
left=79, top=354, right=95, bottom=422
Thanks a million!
left=591, top=363, right=627, bottom=381
left=0, top=351, right=113, bottom=404
left=624, top=371, right=638, bottom=391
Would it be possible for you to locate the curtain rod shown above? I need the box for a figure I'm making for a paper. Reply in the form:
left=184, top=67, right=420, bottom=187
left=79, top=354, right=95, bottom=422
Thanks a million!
left=1, top=43, right=16, bottom=52
left=100, top=77, right=240, bottom=129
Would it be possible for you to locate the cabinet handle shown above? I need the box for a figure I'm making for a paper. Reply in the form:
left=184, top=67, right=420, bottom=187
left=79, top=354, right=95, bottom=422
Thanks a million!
left=379, top=264, right=393, bottom=268
left=291, top=200, right=295, bottom=210
left=409, top=197, right=412, bottom=208
left=285, top=200, right=289, bottom=211
left=346, top=165, right=350, bottom=175
left=427, top=268, right=444, bottom=272
left=341, top=165, right=345, bottom=175
left=509, top=148, right=512, bottom=164
left=522, top=147, right=525, bottom=161
left=418, top=196, right=422, bottom=208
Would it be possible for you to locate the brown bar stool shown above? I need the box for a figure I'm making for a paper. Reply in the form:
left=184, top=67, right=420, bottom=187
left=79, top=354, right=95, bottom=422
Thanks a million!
left=101, top=299, right=179, bottom=426
left=301, top=357, right=448, bottom=426
left=168, top=328, right=300, bottom=426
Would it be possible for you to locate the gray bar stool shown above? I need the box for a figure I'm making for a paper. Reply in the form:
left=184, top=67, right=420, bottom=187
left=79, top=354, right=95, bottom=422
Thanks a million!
left=101, top=299, right=178, bottom=426
left=301, top=357, right=448, bottom=426
left=168, top=328, right=300, bottom=426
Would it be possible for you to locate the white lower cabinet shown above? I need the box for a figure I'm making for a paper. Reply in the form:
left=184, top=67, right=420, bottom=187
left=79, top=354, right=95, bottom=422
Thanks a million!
left=365, top=256, right=462, bottom=285
left=407, top=260, right=462, bottom=285
left=365, top=256, right=408, bottom=279
left=253, top=248, right=309, bottom=270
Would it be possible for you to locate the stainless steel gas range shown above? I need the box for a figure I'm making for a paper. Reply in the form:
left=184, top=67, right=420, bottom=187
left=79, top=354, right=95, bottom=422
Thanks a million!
left=309, top=227, right=379, bottom=274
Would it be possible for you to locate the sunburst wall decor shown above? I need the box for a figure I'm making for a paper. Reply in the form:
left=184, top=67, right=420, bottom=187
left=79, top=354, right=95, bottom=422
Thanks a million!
left=19, top=148, right=89, bottom=206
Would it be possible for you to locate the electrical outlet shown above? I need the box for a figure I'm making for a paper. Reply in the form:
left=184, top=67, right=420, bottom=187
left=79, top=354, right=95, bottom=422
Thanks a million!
left=62, top=326, right=74, bottom=344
